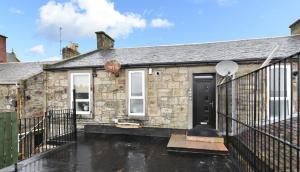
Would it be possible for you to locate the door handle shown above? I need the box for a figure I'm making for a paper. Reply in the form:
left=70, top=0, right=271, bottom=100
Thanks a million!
left=210, top=101, right=214, bottom=107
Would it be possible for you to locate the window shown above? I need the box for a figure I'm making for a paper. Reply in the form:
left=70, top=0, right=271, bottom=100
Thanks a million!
left=71, top=73, right=91, bottom=117
left=267, top=65, right=291, bottom=121
left=128, top=71, right=145, bottom=116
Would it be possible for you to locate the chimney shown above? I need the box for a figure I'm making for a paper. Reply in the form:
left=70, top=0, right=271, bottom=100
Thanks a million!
left=289, top=19, right=300, bottom=35
left=62, top=42, right=80, bottom=60
left=95, top=31, right=114, bottom=50
left=0, top=34, right=7, bottom=63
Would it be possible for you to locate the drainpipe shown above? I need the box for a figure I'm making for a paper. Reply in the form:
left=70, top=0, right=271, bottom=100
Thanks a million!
left=225, top=80, right=229, bottom=144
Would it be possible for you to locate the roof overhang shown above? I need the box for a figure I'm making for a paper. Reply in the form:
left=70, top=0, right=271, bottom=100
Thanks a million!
left=0, top=81, right=17, bottom=85
left=290, top=19, right=300, bottom=28
left=44, top=58, right=268, bottom=71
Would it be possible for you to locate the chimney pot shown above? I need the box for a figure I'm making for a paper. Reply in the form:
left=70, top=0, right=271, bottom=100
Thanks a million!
left=289, top=19, right=300, bottom=36
left=0, top=34, right=7, bottom=63
left=95, top=31, right=114, bottom=50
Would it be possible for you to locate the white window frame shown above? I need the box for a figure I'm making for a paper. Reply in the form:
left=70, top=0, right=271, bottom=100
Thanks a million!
left=267, top=65, right=291, bottom=122
left=70, top=73, right=91, bottom=116
left=128, top=71, right=145, bottom=116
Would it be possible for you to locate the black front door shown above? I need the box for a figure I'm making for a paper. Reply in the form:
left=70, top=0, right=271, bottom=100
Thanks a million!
left=193, top=74, right=216, bottom=127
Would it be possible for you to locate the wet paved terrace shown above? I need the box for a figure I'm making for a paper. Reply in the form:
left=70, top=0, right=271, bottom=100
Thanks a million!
left=17, top=133, right=239, bottom=172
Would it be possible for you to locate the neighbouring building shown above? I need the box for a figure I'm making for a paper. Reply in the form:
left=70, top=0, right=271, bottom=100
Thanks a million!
left=0, top=35, right=7, bottom=63
left=0, top=37, right=82, bottom=118
left=0, top=62, right=50, bottom=117
left=6, top=51, right=20, bottom=62
left=43, top=20, right=300, bottom=129
left=0, top=35, right=20, bottom=63
left=0, top=35, right=56, bottom=118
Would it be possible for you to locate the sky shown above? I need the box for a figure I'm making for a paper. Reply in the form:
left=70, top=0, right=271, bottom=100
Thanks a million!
left=0, top=0, right=299, bottom=62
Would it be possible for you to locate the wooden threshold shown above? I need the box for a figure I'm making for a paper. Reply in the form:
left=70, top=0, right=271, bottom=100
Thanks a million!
left=186, top=135, right=224, bottom=143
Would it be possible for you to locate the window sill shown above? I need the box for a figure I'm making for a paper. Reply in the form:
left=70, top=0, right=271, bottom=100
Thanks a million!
left=76, top=114, right=93, bottom=119
left=127, top=115, right=148, bottom=121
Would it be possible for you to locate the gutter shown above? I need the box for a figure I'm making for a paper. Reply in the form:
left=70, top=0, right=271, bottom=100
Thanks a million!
left=0, top=81, right=17, bottom=85
left=44, top=58, right=268, bottom=71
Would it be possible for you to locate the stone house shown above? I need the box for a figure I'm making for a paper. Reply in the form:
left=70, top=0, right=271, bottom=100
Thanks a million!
left=43, top=21, right=300, bottom=130
left=0, top=62, right=50, bottom=117
left=0, top=35, right=81, bottom=118
left=1, top=20, right=300, bottom=130
left=0, top=35, right=54, bottom=118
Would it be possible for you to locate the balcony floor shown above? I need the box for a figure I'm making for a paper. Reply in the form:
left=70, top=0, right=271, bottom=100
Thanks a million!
left=16, top=133, right=239, bottom=172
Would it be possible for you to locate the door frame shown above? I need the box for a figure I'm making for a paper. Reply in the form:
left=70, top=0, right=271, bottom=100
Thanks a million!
left=192, top=73, right=216, bottom=128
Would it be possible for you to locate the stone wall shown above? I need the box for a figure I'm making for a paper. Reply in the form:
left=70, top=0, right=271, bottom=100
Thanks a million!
left=0, top=84, right=16, bottom=112
left=23, top=73, right=45, bottom=117
left=44, top=63, right=261, bottom=129
left=92, top=70, right=125, bottom=124
left=92, top=67, right=189, bottom=129
left=0, top=73, right=46, bottom=118
left=146, top=67, right=189, bottom=128
left=45, top=71, right=69, bottom=109
left=291, top=20, right=300, bottom=35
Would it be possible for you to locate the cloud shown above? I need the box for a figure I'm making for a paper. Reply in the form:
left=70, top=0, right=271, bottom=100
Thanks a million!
left=37, top=0, right=146, bottom=40
left=44, top=56, right=61, bottom=61
left=151, top=18, right=174, bottom=28
left=9, top=7, right=23, bottom=15
left=28, top=45, right=45, bottom=55
left=216, top=0, right=237, bottom=6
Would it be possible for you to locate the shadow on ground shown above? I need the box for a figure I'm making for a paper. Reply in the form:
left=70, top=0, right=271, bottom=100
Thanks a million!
left=18, top=133, right=240, bottom=172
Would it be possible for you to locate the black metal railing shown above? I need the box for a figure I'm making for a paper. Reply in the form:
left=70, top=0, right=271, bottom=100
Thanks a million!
left=18, top=109, right=76, bottom=160
left=217, top=52, right=300, bottom=172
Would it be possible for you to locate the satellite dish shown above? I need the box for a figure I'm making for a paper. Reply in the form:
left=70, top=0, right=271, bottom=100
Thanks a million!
left=216, top=61, right=239, bottom=76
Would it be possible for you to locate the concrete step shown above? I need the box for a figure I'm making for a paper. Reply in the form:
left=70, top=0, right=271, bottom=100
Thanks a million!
left=167, top=134, right=228, bottom=155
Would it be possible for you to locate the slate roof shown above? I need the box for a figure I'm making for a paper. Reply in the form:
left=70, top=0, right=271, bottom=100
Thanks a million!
left=0, top=62, right=53, bottom=84
left=7, top=52, right=20, bottom=62
left=47, top=35, right=300, bottom=70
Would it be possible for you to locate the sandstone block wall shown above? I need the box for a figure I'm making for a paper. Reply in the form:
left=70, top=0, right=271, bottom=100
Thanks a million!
left=0, top=73, right=46, bottom=118
left=0, top=84, right=16, bottom=112
left=44, top=63, right=261, bottom=129
left=23, top=73, right=45, bottom=117
left=45, top=71, right=69, bottom=110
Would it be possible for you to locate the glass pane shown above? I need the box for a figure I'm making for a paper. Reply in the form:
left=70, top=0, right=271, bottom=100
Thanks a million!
left=130, top=99, right=143, bottom=114
left=269, top=100, right=289, bottom=119
left=75, top=102, right=89, bottom=112
left=73, top=75, right=89, bottom=99
left=270, top=68, right=287, bottom=97
left=131, top=72, right=143, bottom=96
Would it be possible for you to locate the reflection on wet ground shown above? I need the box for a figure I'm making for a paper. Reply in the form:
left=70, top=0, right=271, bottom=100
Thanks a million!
left=18, top=133, right=240, bottom=172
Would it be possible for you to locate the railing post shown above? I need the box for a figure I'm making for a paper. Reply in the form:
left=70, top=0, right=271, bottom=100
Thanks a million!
left=44, top=111, right=48, bottom=150
left=225, top=81, right=229, bottom=144
left=72, top=89, right=77, bottom=141
left=253, top=72, right=257, bottom=168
